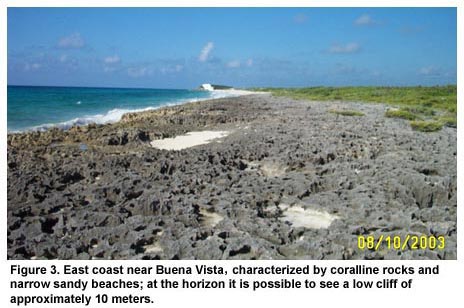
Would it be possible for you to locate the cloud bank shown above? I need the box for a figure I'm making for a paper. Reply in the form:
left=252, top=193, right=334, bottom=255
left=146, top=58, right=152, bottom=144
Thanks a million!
left=57, top=33, right=85, bottom=49
left=198, top=42, right=214, bottom=62
left=104, top=55, right=121, bottom=64
left=354, top=14, right=376, bottom=26
left=328, top=43, right=361, bottom=54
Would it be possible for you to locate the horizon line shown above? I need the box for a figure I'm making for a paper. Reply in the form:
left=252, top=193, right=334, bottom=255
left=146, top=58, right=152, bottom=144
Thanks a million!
left=7, top=83, right=458, bottom=89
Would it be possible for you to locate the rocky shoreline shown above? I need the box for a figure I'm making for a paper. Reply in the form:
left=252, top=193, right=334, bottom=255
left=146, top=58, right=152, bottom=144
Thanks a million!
left=7, top=94, right=457, bottom=260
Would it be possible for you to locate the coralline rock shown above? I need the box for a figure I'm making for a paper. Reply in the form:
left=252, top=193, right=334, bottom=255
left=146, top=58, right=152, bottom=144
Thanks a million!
left=7, top=95, right=457, bottom=260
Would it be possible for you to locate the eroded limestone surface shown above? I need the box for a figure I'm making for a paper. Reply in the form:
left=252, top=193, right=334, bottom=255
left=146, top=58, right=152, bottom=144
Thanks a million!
left=7, top=95, right=456, bottom=260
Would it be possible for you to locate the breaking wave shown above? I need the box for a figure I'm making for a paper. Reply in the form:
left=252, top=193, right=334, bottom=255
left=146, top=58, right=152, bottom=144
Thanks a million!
left=20, top=90, right=243, bottom=132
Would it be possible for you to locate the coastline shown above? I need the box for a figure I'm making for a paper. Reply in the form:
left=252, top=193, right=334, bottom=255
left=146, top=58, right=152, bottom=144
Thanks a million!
left=7, top=94, right=456, bottom=260
left=7, top=88, right=263, bottom=134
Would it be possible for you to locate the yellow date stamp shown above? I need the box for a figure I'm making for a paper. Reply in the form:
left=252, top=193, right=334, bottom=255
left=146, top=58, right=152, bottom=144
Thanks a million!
left=358, top=235, right=445, bottom=251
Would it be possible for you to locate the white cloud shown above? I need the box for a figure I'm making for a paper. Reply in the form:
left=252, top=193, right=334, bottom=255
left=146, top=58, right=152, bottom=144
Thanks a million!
left=198, top=42, right=214, bottom=62
left=57, top=33, right=85, bottom=49
left=419, top=66, right=442, bottom=77
left=104, top=55, right=121, bottom=64
left=24, top=63, right=42, bottom=71
left=127, top=66, right=152, bottom=78
left=399, top=26, right=424, bottom=35
left=354, top=14, right=376, bottom=26
left=246, top=59, right=253, bottom=67
left=227, top=60, right=241, bottom=68
left=294, top=13, right=308, bottom=24
left=329, top=43, right=361, bottom=54
left=104, top=66, right=117, bottom=73
left=57, top=54, right=79, bottom=70
left=160, top=64, right=184, bottom=74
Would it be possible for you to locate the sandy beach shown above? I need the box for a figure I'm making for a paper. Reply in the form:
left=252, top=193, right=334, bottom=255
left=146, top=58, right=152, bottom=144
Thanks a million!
left=7, top=94, right=456, bottom=260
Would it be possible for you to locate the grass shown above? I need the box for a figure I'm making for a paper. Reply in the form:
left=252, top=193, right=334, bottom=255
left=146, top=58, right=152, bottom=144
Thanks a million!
left=329, top=109, right=365, bottom=116
left=410, top=120, right=444, bottom=132
left=438, top=115, right=457, bottom=128
left=254, top=86, right=457, bottom=132
left=385, top=109, right=418, bottom=120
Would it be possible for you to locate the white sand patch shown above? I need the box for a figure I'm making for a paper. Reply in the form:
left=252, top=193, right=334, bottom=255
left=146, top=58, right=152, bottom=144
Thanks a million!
left=199, top=208, right=223, bottom=227
left=260, top=162, right=288, bottom=177
left=209, top=89, right=268, bottom=99
left=244, top=161, right=260, bottom=172
left=151, top=130, right=229, bottom=150
left=143, top=243, right=163, bottom=254
left=280, top=204, right=339, bottom=229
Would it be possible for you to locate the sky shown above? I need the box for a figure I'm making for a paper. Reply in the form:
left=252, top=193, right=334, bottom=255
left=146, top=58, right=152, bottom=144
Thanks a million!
left=7, top=8, right=457, bottom=89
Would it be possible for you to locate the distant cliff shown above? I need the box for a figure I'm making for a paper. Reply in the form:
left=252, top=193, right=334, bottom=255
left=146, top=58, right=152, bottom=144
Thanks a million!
left=199, top=84, right=233, bottom=90
left=211, top=84, right=233, bottom=90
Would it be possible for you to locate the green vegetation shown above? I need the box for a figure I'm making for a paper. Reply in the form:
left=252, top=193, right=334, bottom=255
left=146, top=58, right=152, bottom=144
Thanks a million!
left=254, top=86, right=457, bottom=132
left=255, top=86, right=456, bottom=112
left=211, top=84, right=233, bottom=90
left=438, top=115, right=457, bottom=128
left=410, top=120, right=444, bottom=132
left=385, top=109, right=418, bottom=120
left=329, top=109, right=364, bottom=116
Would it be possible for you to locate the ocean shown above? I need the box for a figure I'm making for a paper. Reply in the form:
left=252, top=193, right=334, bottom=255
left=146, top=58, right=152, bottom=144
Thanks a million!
left=7, top=86, right=229, bottom=132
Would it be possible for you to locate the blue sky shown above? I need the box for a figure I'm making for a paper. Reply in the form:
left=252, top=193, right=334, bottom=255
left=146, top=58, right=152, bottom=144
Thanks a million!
left=8, top=8, right=456, bottom=88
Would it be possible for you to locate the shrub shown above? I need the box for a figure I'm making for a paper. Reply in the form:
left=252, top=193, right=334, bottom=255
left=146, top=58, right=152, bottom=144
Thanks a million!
left=385, top=109, right=418, bottom=120
left=410, top=120, right=443, bottom=132
left=438, top=116, right=457, bottom=128
left=329, top=109, right=365, bottom=116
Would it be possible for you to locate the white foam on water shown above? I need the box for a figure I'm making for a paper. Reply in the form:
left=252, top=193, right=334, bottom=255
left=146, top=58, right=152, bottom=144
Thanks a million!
left=28, top=106, right=159, bottom=132
left=16, top=89, right=261, bottom=133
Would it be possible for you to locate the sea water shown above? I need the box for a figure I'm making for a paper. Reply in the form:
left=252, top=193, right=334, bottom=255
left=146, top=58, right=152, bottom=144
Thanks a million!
left=7, top=86, right=231, bottom=132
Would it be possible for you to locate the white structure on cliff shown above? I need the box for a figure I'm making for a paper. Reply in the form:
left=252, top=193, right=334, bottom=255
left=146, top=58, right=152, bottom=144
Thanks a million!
left=200, top=83, right=215, bottom=91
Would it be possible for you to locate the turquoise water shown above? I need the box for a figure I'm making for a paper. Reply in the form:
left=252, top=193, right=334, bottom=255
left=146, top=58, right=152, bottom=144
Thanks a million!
left=7, top=86, right=218, bottom=132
